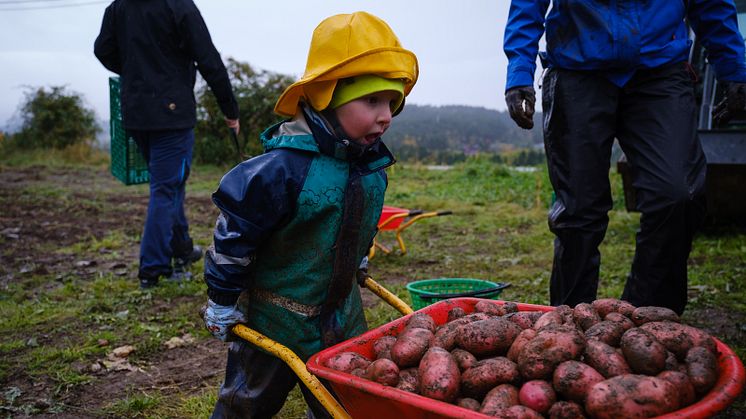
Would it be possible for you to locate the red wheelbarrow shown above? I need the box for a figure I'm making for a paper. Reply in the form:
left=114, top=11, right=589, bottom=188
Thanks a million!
left=369, top=205, right=452, bottom=260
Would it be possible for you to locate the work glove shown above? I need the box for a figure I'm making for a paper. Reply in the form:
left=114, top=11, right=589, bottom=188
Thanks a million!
left=505, top=85, right=536, bottom=129
left=356, top=256, right=369, bottom=287
left=712, top=82, right=746, bottom=127
left=201, top=299, right=247, bottom=342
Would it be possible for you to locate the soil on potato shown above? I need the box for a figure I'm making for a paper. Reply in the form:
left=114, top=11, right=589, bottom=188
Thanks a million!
left=1, top=165, right=744, bottom=418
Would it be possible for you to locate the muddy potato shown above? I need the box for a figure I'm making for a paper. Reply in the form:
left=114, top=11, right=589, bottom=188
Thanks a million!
left=390, top=327, right=434, bottom=368
left=433, top=313, right=490, bottom=351
left=584, top=320, right=625, bottom=347
left=640, top=321, right=717, bottom=360
left=552, top=360, right=605, bottom=403
left=461, top=356, right=519, bottom=399
left=456, top=316, right=522, bottom=357
left=685, top=346, right=719, bottom=395
left=585, top=374, right=680, bottom=418
left=548, top=401, right=586, bottom=419
left=479, top=384, right=519, bottom=416
left=591, top=298, right=635, bottom=318
left=534, top=305, right=573, bottom=330
left=418, top=347, right=460, bottom=402
left=372, top=335, right=396, bottom=360
left=506, top=311, right=543, bottom=329
left=475, top=299, right=504, bottom=316
left=518, top=379, right=557, bottom=414
left=517, top=328, right=586, bottom=380
left=450, top=348, right=477, bottom=371
left=364, top=358, right=400, bottom=386
left=583, top=340, right=631, bottom=378
left=447, top=307, right=467, bottom=322
left=620, top=327, right=667, bottom=375
left=507, top=328, right=537, bottom=362
left=657, top=370, right=696, bottom=408
left=456, top=397, right=481, bottom=411
left=406, top=312, right=436, bottom=333
left=630, top=306, right=680, bottom=325
left=604, top=312, right=635, bottom=331
left=325, top=351, right=371, bottom=373
left=573, top=302, right=601, bottom=331
left=502, top=405, right=544, bottom=419
left=502, top=301, right=519, bottom=314
left=396, top=367, right=420, bottom=393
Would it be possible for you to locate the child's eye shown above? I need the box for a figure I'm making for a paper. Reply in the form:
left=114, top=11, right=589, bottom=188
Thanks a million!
left=366, top=96, right=379, bottom=105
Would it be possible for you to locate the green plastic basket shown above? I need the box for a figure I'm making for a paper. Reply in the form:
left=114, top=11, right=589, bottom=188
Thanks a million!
left=109, top=76, right=149, bottom=185
left=405, top=278, right=511, bottom=310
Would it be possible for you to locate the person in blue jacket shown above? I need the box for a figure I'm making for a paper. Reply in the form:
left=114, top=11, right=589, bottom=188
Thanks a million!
left=503, top=0, right=746, bottom=314
left=200, top=12, right=418, bottom=418
left=94, top=0, right=239, bottom=289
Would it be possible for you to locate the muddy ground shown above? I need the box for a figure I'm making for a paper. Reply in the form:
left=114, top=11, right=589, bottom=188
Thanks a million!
left=1, top=165, right=744, bottom=418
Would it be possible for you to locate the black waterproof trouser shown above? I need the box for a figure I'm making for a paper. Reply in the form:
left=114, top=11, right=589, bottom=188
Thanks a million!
left=541, top=62, right=707, bottom=315
left=211, top=340, right=333, bottom=419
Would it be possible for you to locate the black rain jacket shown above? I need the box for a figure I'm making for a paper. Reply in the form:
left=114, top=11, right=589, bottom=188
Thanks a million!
left=94, top=0, right=238, bottom=130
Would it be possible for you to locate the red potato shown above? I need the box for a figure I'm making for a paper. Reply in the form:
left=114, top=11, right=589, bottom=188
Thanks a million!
left=456, top=397, right=481, bottom=411
left=506, top=311, right=543, bottom=329
left=433, top=312, right=490, bottom=351
left=507, top=328, right=537, bottom=362
left=324, top=351, right=371, bottom=373
left=456, top=317, right=522, bottom=357
left=418, top=347, right=461, bottom=402
left=604, top=312, right=635, bottom=331
left=372, top=335, right=396, bottom=360
left=390, top=327, right=434, bottom=368
left=475, top=299, right=504, bottom=316
left=502, top=301, right=519, bottom=314
left=584, top=320, right=625, bottom=347
left=364, top=358, right=399, bottom=386
left=552, top=360, right=605, bottom=403
left=658, top=370, right=697, bottom=408
left=548, top=401, right=586, bottom=419
left=583, top=340, right=631, bottom=378
left=451, top=348, right=477, bottom=371
left=591, top=298, right=635, bottom=318
left=585, top=374, right=680, bottom=419
left=396, top=367, right=419, bottom=393
left=620, top=327, right=667, bottom=375
left=406, top=312, right=436, bottom=333
left=517, top=328, right=586, bottom=380
left=630, top=306, right=680, bottom=325
left=640, top=321, right=717, bottom=360
left=479, top=384, right=519, bottom=416
left=518, top=380, right=557, bottom=414
left=685, top=346, right=719, bottom=395
left=533, top=306, right=574, bottom=330
left=665, top=350, right=687, bottom=373
left=461, top=357, right=520, bottom=399
left=447, top=307, right=467, bottom=322
left=573, top=302, right=601, bottom=331
left=502, top=405, right=544, bottom=419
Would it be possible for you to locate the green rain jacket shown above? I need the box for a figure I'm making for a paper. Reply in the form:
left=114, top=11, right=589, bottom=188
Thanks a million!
left=204, top=106, right=394, bottom=360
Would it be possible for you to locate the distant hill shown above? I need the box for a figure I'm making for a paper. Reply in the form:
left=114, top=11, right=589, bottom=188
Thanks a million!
left=383, top=104, right=543, bottom=161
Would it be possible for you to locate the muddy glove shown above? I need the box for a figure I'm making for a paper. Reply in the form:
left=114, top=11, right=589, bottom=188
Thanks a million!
left=201, top=299, right=247, bottom=342
left=505, top=86, right=536, bottom=129
left=356, top=256, right=369, bottom=287
left=712, top=82, right=746, bottom=126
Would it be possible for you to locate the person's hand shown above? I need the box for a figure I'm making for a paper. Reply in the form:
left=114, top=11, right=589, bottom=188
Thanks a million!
left=225, top=117, right=240, bottom=135
left=712, top=82, right=746, bottom=127
left=356, top=256, right=369, bottom=287
left=201, top=299, right=247, bottom=342
left=505, top=86, right=536, bottom=129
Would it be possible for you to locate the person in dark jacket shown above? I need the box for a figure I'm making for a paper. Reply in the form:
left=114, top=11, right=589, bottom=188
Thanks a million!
left=200, top=12, right=418, bottom=418
left=94, top=0, right=239, bottom=289
left=503, top=0, right=746, bottom=315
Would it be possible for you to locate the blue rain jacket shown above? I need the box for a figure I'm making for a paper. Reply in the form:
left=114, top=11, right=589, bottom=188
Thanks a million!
left=504, top=0, right=746, bottom=90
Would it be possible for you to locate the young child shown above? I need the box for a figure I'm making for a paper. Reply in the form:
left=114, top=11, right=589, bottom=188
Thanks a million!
left=201, top=11, right=418, bottom=418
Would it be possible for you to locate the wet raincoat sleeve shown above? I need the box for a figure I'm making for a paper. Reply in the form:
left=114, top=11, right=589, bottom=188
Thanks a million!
left=204, top=154, right=300, bottom=306
left=93, top=4, right=122, bottom=74
left=174, top=1, right=239, bottom=119
left=503, top=0, right=551, bottom=91
left=687, top=0, right=746, bottom=83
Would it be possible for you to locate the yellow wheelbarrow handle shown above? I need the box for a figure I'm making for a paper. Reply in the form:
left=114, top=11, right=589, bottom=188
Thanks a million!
left=230, top=277, right=412, bottom=418
left=231, top=324, right=351, bottom=419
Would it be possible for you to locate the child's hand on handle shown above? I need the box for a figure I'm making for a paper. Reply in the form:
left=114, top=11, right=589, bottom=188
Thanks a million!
left=201, top=299, right=247, bottom=342
left=224, top=117, right=240, bottom=135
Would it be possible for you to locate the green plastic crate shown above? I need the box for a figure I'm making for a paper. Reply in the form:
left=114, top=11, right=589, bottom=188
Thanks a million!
left=109, top=76, right=149, bottom=185
left=406, top=278, right=511, bottom=310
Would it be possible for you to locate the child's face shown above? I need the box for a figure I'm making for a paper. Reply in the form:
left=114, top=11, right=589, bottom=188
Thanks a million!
left=334, top=90, right=400, bottom=146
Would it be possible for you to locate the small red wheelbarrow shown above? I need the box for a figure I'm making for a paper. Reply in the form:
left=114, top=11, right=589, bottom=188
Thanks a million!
left=369, top=205, right=452, bottom=260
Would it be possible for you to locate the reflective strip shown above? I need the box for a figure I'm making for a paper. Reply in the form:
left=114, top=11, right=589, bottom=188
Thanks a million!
left=208, top=247, right=253, bottom=267
left=250, top=288, right=322, bottom=317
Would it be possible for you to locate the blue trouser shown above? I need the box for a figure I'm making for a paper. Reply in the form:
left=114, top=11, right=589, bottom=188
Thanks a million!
left=541, top=62, right=707, bottom=315
left=131, top=128, right=195, bottom=280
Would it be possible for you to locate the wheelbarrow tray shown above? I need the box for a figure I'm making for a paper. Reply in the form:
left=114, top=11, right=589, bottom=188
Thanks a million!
left=306, top=298, right=745, bottom=419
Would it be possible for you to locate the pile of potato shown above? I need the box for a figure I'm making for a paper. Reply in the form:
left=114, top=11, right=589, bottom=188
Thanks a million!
left=324, top=298, right=721, bottom=418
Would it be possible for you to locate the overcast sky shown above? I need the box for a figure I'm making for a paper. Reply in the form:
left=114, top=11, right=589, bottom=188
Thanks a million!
left=0, top=0, right=527, bottom=130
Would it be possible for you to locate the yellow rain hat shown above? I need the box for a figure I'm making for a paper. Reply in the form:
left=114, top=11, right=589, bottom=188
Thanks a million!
left=274, top=11, right=419, bottom=117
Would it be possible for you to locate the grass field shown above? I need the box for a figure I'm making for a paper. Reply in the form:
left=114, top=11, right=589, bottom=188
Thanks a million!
left=0, top=149, right=744, bottom=418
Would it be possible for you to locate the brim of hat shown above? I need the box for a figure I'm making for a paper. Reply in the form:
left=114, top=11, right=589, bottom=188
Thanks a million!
left=274, top=47, right=418, bottom=117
